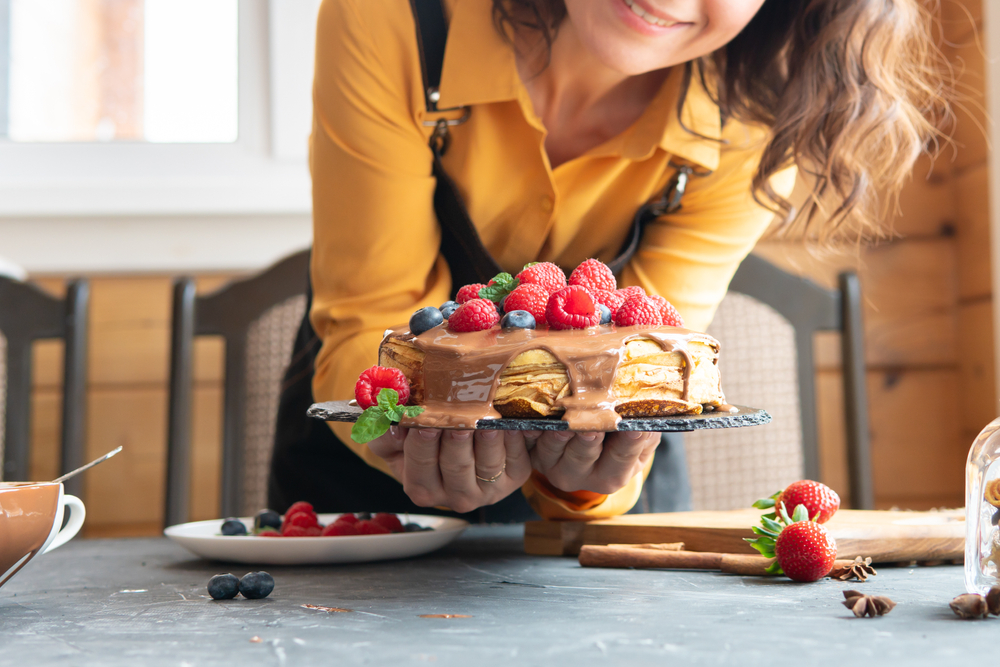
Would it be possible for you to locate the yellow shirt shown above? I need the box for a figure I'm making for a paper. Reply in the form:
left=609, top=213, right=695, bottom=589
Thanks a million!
left=309, top=0, right=796, bottom=519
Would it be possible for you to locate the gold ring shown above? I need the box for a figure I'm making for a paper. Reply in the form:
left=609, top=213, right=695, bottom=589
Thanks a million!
left=476, top=462, right=506, bottom=483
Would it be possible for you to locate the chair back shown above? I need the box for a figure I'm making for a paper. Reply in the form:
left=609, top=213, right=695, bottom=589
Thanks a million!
left=165, top=250, right=309, bottom=526
left=0, top=277, right=89, bottom=496
left=682, top=254, right=872, bottom=510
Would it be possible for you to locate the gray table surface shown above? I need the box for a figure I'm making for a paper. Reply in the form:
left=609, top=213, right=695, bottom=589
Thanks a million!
left=0, top=525, right=992, bottom=666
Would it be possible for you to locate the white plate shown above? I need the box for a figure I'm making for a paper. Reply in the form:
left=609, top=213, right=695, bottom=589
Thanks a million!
left=164, top=514, right=469, bottom=565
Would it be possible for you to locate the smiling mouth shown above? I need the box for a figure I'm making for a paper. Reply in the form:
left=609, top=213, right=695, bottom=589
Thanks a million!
left=623, top=0, right=682, bottom=28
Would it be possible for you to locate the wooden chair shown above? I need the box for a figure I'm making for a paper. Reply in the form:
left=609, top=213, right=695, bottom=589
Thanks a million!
left=640, top=254, right=873, bottom=512
left=0, top=277, right=89, bottom=497
left=165, top=250, right=309, bottom=526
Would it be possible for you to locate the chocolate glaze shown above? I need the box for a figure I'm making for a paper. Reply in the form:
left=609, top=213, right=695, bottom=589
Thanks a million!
left=0, top=482, right=59, bottom=588
left=385, top=323, right=718, bottom=432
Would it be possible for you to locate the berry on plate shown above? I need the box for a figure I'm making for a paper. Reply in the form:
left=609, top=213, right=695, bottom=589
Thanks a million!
left=281, top=525, right=312, bottom=537
left=258, top=529, right=281, bottom=537
left=207, top=573, right=241, bottom=600
left=354, top=366, right=411, bottom=410
left=456, top=283, right=488, bottom=304
left=448, top=298, right=500, bottom=332
left=372, top=513, right=404, bottom=533
left=614, top=295, right=662, bottom=327
left=503, top=283, right=549, bottom=325
left=335, top=513, right=359, bottom=525
left=755, top=480, right=841, bottom=524
left=409, top=306, right=444, bottom=335
left=357, top=520, right=392, bottom=535
left=569, top=259, right=617, bottom=293
left=239, top=572, right=275, bottom=599
left=282, top=510, right=319, bottom=532
left=648, top=295, right=684, bottom=328
left=515, top=262, right=567, bottom=294
left=597, top=303, right=612, bottom=325
left=322, top=521, right=359, bottom=536
left=254, top=509, right=282, bottom=532
left=220, top=518, right=247, bottom=536
left=773, top=520, right=838, bottom=582
left=546, top=285, right=601, bottom=330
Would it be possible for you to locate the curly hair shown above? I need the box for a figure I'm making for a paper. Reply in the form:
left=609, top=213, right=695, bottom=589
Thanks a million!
left=492, top=0, right=951, bottom=242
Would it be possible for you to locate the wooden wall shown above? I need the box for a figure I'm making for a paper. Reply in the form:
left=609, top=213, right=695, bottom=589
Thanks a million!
left=19, top=1, right=993, bottom=532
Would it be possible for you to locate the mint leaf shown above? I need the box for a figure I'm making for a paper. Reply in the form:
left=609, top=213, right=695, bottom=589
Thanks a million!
left=478, top=272, right=519, bottom=303
left=401, top=405, right=426, bottom=418
left=351, top=408, right=392, bottom=444
left=376, top=388, right=399, bottom=412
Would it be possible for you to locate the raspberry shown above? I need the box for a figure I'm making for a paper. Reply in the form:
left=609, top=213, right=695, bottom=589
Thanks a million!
left=354, top=366, right=411, bottom=409
left=282, top=511, right=318, bottom=531
left=648, top=295, right=684, bottom=327
left=546, top=285, right=601, bottom=330
left=285, top=501, right=313, bottom=515
left=258, top=529, right=281, bottom=537
left=281, top=524, right=311, bottom=537
left=503, top=284, right=549, bottom=326
left=593, top=290, right=627, bottom=317
left=617, top=286, right=646, bottom=300
left=357, top=520, right=391, bottom=535
left=305, top=526, right=323, bottom=536
left=322, top=521, right=359, bottom=536
left=372, top=513, right=404, bottom=533
left=569, top=259, right=617, bottom=293
left=456, top=283, right=488, bottom=304
left=334, top=513, right=358, bottom=525
left=448, top=298, right=499, bottom=332
left=614, top=295, right=662, bottom=327
left=515, top=262, right=567, bottom=294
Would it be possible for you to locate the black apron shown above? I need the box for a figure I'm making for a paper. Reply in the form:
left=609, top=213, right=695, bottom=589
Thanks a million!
left=267, top=0, right=699, bottom=522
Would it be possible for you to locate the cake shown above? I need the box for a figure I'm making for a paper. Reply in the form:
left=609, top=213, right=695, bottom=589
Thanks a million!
left=353, top=259, right=728, bottom=434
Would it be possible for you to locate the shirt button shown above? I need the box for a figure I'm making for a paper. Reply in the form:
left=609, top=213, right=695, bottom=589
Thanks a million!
left=540, top=195, right=553, bottom=213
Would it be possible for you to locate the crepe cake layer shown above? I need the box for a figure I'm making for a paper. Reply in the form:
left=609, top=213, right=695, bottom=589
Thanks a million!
left=378, top=323, right=725, bottom=431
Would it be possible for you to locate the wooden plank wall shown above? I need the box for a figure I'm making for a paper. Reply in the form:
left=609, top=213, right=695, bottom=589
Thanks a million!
left=18, top=1, right=994, bottom=532
left=755, top=0, right=993, bottom=510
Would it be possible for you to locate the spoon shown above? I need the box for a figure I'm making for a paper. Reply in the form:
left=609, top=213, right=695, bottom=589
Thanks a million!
left=53, top=447, right=123, bottom=484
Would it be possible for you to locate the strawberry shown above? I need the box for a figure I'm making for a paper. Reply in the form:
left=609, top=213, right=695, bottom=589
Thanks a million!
left=613, top=294, right=661, bottom=327
left=448, top=298, right=500, bottom=332
left=355, top=366, right=411, bottom=410
left=515, top=262, right=567, bottom=294
left=568, top=259, right=617, bottom=293
left=648, top=294, right=684, bottom=328
left=773, top=520, right=838, bottom=582
left=456, top=283, right=488, bottom=304
left=503, top=283, right=549, bottom=325
left=546, top=285, right=601, bottom=330
left=755, top=480, right=841, bottom=524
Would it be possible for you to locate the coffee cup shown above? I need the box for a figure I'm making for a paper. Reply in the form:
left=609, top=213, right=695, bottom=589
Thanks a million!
left=0, top=481, right=85, bottom=589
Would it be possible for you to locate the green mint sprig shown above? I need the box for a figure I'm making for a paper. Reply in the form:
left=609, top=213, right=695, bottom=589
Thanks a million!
left=351, top=388, right=424, bottom=444
left=478, top=272, right=519, bottom=303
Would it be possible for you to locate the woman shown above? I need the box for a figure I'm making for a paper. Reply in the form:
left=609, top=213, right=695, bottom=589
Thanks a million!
left=269, top=0, right=944, bottom=520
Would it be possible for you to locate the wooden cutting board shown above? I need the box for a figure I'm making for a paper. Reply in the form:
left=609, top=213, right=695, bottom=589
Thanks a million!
left=524, top=509, right=965, bottom=564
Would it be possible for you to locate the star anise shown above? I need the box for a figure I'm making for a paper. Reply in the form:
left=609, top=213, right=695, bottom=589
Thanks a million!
left=950, top=593, right=990, bottom=619
left=842, top=590, right=896, bottom=617
left=829, top=557, right=877, bottom=582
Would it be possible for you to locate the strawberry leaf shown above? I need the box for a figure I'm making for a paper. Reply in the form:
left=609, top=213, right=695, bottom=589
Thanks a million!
left=761, top=515, right=784, bottom=534
left=751, top=526, right=778, bottom=539
left=777, top=502, right=793, bottom=524
left=522, top=262, right=539, bottom=270
left=752, top=497, right=776, bottom=509
left=744, top=537, right=775, bottom=558
left=351, top=408, right=392, bottom=444
left=765, top=560, right=783, bottom=575
left=791, top=504, right=809, bottom=523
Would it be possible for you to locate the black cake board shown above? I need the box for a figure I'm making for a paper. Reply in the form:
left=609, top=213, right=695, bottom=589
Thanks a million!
left=307, top=400, right=771, bottom=432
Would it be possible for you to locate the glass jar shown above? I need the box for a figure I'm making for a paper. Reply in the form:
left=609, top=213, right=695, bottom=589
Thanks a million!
left=966, top=418, right=1000, bottom=593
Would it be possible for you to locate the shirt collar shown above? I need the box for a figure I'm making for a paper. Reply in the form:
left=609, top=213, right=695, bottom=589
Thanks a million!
left=436, top=0, right=722, bottom=172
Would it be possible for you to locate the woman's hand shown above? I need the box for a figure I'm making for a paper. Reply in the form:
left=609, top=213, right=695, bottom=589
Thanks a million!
left=367, top=427, right=534, bottom=514
left=529, top=431, right=660, bottom=495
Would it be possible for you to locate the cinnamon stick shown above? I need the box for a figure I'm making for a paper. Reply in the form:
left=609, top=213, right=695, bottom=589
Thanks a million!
left=606, top=542, right=685, bottom=551
left=579, top=545, right=722, bottom=570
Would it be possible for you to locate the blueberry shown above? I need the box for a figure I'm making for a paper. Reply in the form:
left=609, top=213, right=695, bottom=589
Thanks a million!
left=254, top=509, right=281, bottom=532
left=500, top=310, right=536, bottom=331
left=403, top=522, right=424, bottom=532
left=220, top=519, right=247, bottom=536
left=409, top=307, right=444, bottom=335
left=441, top=303, right=459, bottom=319
left=598, top=303, right=612, bottom=325
left=207, top=573, right=240, bottom=600
left=356, top=512, right=372, bottom=521
left=440, top=300, right=457, bottom=312
left=498, top=295, right=508, bottom=315
left=239, top=571, right=275, bottom=600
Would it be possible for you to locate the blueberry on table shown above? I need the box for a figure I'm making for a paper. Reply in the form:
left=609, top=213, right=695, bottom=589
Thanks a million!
left=254, top=510, right=282, bottom=532
left=220, top=519, right=247, bottom=536
left=239, top=572, right=275, bottom=600
left=501, top=310, right=536, bottom=331
left=207, top=573, right=240, bottom=600
left=409, top=307, right=444, bottom=335
left=598, top=303, right=612, bottom=325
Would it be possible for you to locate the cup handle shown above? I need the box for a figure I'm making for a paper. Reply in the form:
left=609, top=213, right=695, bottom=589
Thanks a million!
left=43, top=494, right=86, bottom=553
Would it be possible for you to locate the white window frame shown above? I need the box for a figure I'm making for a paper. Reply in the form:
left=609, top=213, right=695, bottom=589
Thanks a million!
left=0, top=0, right=313, bottom=217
